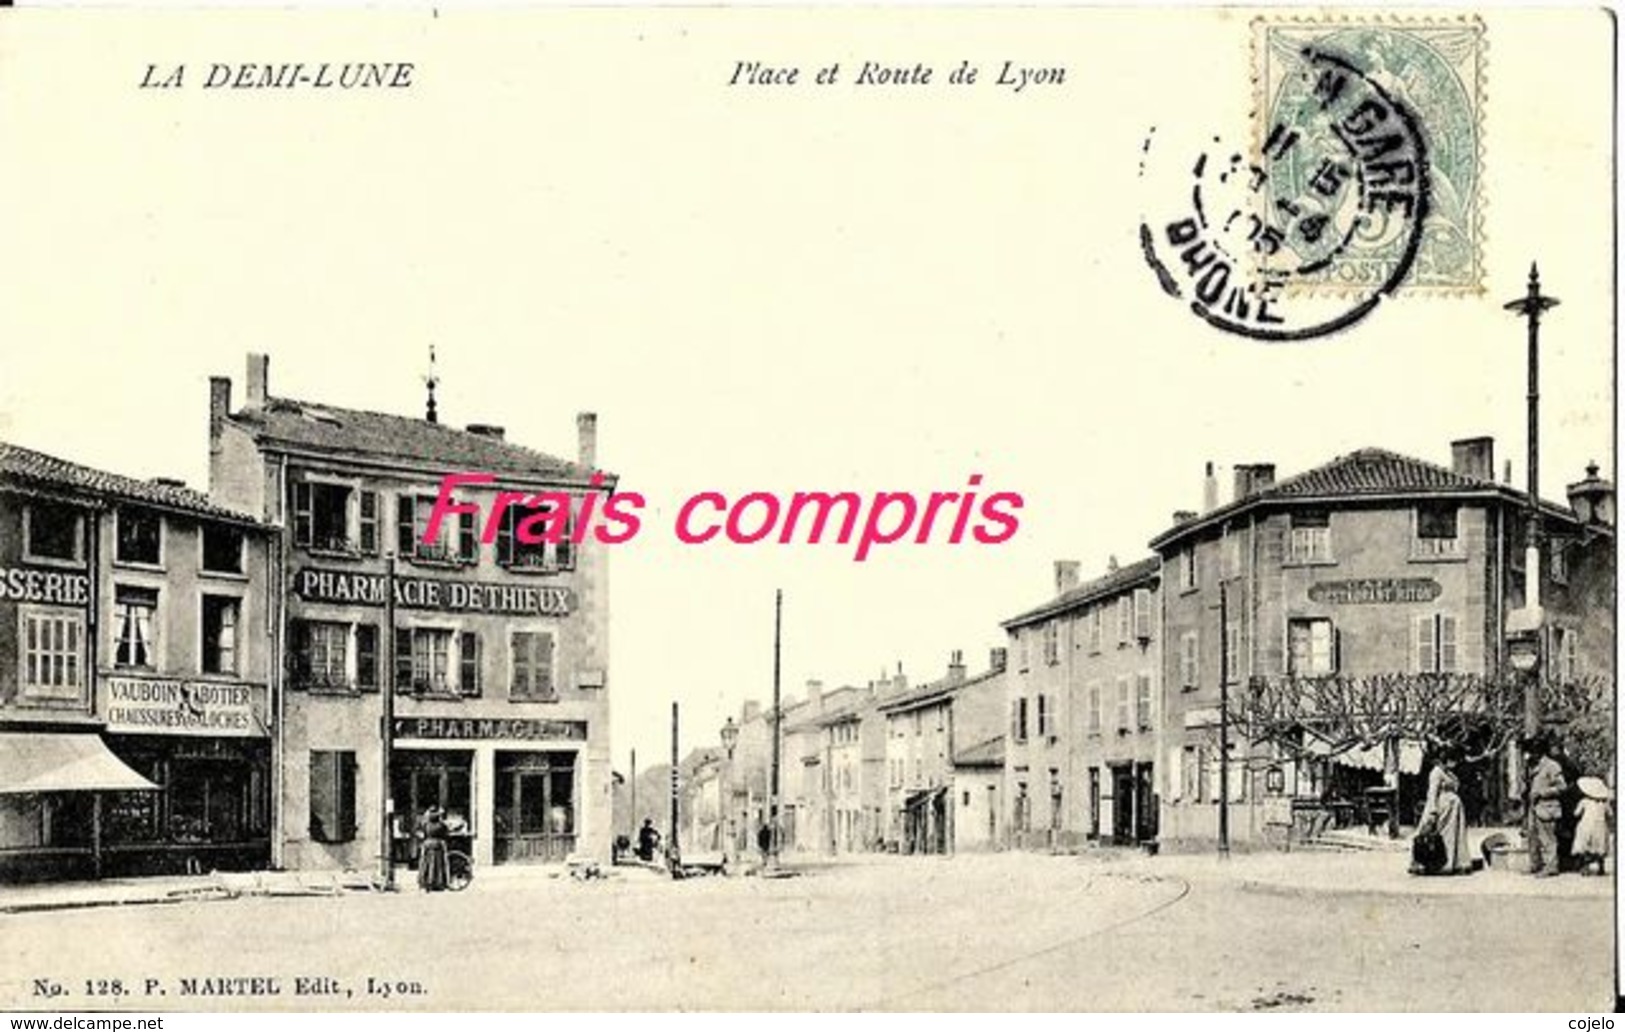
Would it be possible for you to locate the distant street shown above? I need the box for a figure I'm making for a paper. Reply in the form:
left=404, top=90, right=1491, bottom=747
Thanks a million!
left=3, top=851, right=1613, bottom=1012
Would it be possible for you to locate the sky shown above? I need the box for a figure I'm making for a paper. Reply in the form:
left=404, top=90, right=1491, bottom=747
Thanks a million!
left=0, top=7, right=1613, bottom=770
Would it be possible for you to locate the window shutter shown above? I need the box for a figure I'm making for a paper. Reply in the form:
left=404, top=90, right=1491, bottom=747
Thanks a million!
left=293, top=483, right=313, bottom=547
left=1168, top=748, right=1183, bottom=803
left=1438, top=615, right=1458, bottom=673
left=535, top=633, right=555, bottom=699
left=459, top=631, right=481, bottom=697
left=338, top=752, right=358, bottom=839
left=1414, top=615, right=1436, bottom=673
left=394, top=628, right=414, bottom=691
left=556, top=502, right=575, bottom=570
left=308, top=750, right=336, bottom=841
left=289, top=620, right=311, bottom=686
left=1134, top=588, right=1152, bottom=640
left=355, top=624, right=378, bottom=690
left=511, top=633, right=531, bottom=698
left=396, top=495, right=415, bottom=557
left=1136, top=673, right=1153, bottom=730
left=1331, top=628, right=1342, bottom=673
left=358, top=491, right=379, bottom=555
left=458, top=512, right=478, bottom=563
left=497, top=508, right=516, bottom=566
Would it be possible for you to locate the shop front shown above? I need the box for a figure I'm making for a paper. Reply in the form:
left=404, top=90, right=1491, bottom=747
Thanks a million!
left=97, top=675, right=271, bottom=876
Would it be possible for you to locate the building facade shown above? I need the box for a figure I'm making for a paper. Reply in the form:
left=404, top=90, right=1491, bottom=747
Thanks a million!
left=207, top=353, right=615, bottom=871
left=1151, top=442, right=1615, bottom=849
left=0, top=443, right=274, bottom=881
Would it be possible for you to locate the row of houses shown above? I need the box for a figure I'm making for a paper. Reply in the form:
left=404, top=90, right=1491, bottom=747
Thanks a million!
left=0, top=354, right=614, bottom=882
left=688, top=440, right=1615, bottom=857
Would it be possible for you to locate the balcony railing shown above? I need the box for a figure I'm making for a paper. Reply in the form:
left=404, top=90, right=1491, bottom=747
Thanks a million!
left=1411, top=535, right=1464, bottom=559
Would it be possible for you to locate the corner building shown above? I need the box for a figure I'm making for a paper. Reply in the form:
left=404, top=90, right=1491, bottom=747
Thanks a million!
left=208, top=354, right=613, bottom=872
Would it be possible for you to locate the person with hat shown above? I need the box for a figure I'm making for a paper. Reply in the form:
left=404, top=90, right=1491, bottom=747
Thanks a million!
left=418, top=805, right=450, bottom=892
left=1573, top=776, right=1612, bottom=876
left=1526, top=736, right=1568, bottom=877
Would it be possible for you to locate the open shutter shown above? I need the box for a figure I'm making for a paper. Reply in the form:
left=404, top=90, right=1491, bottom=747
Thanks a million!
left=458, top=512, right=478, bottom=563
left=1414, top=615, right=1436, bottom=673
left=497, top=507, right=516, bottom=566
left=395, top=628, right=414, bottom=692
left=535, top=633, right=555, bottom=699
left=358, top=491, right=379, bottom=555
left=338, top=752, right=358, bottom=839
left=1438, top=615, right=1458, bottom=672
left=459, top=631, right=481, bottom=697
left=288, top=620, right=311, bottom=687
left=355, top=624, right=378, bottom=690
left=396, top=495, right=416, bottom=557
left=555, top=500, right=576, bottom=570
left=292, top=483, right=313, bottom=547
left=1134, top=588, right=1152, bottom=640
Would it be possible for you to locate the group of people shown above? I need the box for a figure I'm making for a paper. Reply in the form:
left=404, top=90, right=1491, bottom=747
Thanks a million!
left=1411, top=736, right=1611, bottom=877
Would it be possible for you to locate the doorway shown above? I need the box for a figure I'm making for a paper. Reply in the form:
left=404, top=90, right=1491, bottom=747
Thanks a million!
left=493, top=751, right=576, bottom=864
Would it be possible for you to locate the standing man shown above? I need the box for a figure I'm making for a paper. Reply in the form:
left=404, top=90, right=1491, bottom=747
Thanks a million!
left=1527, top=736, right=1568, bottom=877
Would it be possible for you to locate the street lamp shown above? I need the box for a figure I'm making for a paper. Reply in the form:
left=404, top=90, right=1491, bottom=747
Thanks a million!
left=719, top=716, right=739, bottom=869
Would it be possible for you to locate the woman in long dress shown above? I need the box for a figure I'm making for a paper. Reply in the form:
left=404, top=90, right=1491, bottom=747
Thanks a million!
left=1573, top=777, right=1612, bottom=876
left=418, top=806, right=450, bottom=892
left=1420, top=755, right=1469, bottom=875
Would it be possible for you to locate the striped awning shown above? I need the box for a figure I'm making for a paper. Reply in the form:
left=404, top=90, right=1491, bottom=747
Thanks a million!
left=0, top=733, right=159, bottom=794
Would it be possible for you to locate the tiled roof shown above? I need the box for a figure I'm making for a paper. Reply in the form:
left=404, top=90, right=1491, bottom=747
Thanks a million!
left=0, top=442, right=263, bottom=526
left=229, top=397, right=600, bottom=481
left=1150, top=447, right=1582, bottom=550
left=954, top=735, right=1005, bottom=768
left=877, top=665, right=1003, bottom=715
left=1002, top=556, right=1160, bottom=630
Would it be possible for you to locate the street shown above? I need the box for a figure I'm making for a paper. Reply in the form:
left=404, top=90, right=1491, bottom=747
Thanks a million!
left=3, top=850, right=1613, bottom=1012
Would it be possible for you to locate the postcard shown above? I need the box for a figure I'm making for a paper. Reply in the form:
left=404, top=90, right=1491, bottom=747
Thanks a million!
left=0, top=4, right=1614, bottom=1015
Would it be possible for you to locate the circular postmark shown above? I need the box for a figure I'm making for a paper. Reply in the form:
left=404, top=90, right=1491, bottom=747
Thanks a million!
left=1139, top=48, right=1431, bottom=341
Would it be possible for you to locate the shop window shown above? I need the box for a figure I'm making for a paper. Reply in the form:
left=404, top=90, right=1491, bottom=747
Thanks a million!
left=1413, top=503, right=1462, bottom=559
left=1288, top=618, right=1338, bottom=676
left=24, top=500, right=83, bottom=564
left=20, top=607, right=84, bottom=701
left=511, top=631, right=556, bottom=700
left=1412, top=614, right=1459, bottom=673
left=1287, top=511, right=1332, bottom=564
left=201, top=524, right=245, bottom=574
left=293, top=481, right=356, bottom=553
left=115, top=508, right=163, bottom=566
left=496, top=503, right=574, bottom=572
left=201, top=595, right=239, bottom=675
left=291, top=620, right=352, bottom=691
left=309, top=750, right=357, bottom=844
left=113, top=586, right=158, bottom=669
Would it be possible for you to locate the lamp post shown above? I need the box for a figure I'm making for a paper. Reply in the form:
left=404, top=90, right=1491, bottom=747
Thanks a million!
left=720, top=716, right=739, bottom=870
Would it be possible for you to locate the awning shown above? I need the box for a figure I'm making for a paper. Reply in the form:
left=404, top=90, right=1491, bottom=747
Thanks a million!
left=0, top=733, right=159, bottom=794
left=1304, top=737, right=1424, bottom=775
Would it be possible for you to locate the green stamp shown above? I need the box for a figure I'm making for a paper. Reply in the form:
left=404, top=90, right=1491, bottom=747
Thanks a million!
left=1256, top=18, right=1486, bottom=294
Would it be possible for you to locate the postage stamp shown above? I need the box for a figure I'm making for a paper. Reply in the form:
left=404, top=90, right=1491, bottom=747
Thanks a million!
left=1253, top=16, right=1487, bottom=295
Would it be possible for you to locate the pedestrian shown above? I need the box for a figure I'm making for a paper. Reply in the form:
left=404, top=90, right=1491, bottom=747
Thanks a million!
left=637, top=817, right=660, bottom=863
left=1414, top=747, right=1468, bottom=875
left=417, top=805, right=449, bottom=892
left=1526, top=736, right=1568, bottom=877
left=757, top=822, right=773, bottom=864
left=1573, top=776, right=1612, bottom=876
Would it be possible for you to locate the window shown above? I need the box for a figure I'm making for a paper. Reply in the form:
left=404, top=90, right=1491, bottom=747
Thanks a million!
left=358, top=491, right=379, bottom=556
left=1553, top=626, right=1579, bottom=683
left=511, top=630, right=557, bottom=700
left=398, top=627, right=456, bottom=695
left=1016, top=630, right=1030, bottom=672
left=201, top=525, right=245, bottom=574
left=201, top=595, right=239, bottom=675
left=1287, top=511, right=1332, bottom=564
left=1412, top=614, right=1459, bottom=673
left=497, top=502, right=573, bottom=571
left=400, top=495, right=477, bottom=564
left=1042, top=621, right=1059, bottom=665
left=1549, top=544, right=1570, bottom=586
left=1288, top=618, right=1337, bottom=676
left=1117, top=595, right=1132, bottom=645
left=292, top=620, right=352, bottom=690
left=1222, top=528, right=1242, bottom=579
left=1011, top=697, right=1029, bottom=743
left=1180, top=548, right=1197, bottom=591
left=1115, top=677, right=1131, bottom=733
left=1179, top=630, right=1200, bottom=690
left=1087, top=682, right=1102, bottom=733
left=1135, top=673, right=1153, bottom=731
left=1414, top=504, right=1462, bottom=558
left=20, top=608, right=84, bottom=699
left=24, top=501, right=83, bottom=563
left=1036, top=694, right=1050, bottom=740
left=1133, top=588, right=1153, bottom=641
left=1184, top=745, right=1206, bottom=802
left=113, top=586, right=158, bottom=668
left=293, top=481, right=356, bottom=552
left=1087, top=607, right=1103, bottom=653
left=115, top=508, right=162, bottom=566
left=309, top=750, right=357, bottom=843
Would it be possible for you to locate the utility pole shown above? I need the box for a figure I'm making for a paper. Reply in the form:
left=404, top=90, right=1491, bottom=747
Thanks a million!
left=1217, top=579, right=1230, bottom=858
left=630, top=747, right=637, bottom=840
left=380, top=553, right=398, bottom=890
left=1504, top=262, right=1559, bottom=738
left=769, top=589, right=783, bottom=870
left=670, top=702, right=681, bottom=875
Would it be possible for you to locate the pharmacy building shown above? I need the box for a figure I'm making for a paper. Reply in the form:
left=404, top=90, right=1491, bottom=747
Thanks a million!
left=0, top=443, right=275, bottom=881
left=207, top=354, right=614, bottom=874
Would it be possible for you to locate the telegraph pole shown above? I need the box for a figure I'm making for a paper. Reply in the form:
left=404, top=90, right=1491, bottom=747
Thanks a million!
left=670, top=702, right=681, bottom=874
left=380, top=553, right=398, bottom=890
left=769, top=589, right=783, bottom=870
left=1217, top=579, right=1231, bottom=858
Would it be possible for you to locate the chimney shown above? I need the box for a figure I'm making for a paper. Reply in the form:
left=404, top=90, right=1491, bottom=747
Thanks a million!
left=1054, top=560, right=1081, bottom=594
left=1450, top=437, right=1495, bottom=482
left=1233, top=463, right=1277, bottom=500
left=209, top=376, right=231, bottom=441
left=1172, top=509, right=1198, bottom=524
left=245, top=353, right=269, bottom=410
left=149, top=477, right=186, bottom=489
left=1504, top=460, right=1513, bottom=485
left=1107, top=554, right=1119, bottom=573
left=1568, top=462, right=1615, bottom=527
left=466, top=424, right=506, bottom=440
left=946, top=650, right=966, bottom=685
left=577, top=412, right=598, bottom=470
left=805, top=679, right=824, bottom=713
left=1203, top=461, right=1219, bottom=512
left=741, top=700, right=761, bottom=723
left=989, top=646, right=1008, bottom=671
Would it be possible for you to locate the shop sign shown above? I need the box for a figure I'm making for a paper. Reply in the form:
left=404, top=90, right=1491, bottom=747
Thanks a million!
left=1307, top=577, right=1441, bottom=605
left=293, top=567, right=574, bottom=617
left=101, top=677, right=265, bottom=737
left=0, top=566, right=90, bottom=606
left=393, top=716, right=588, bottom=741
